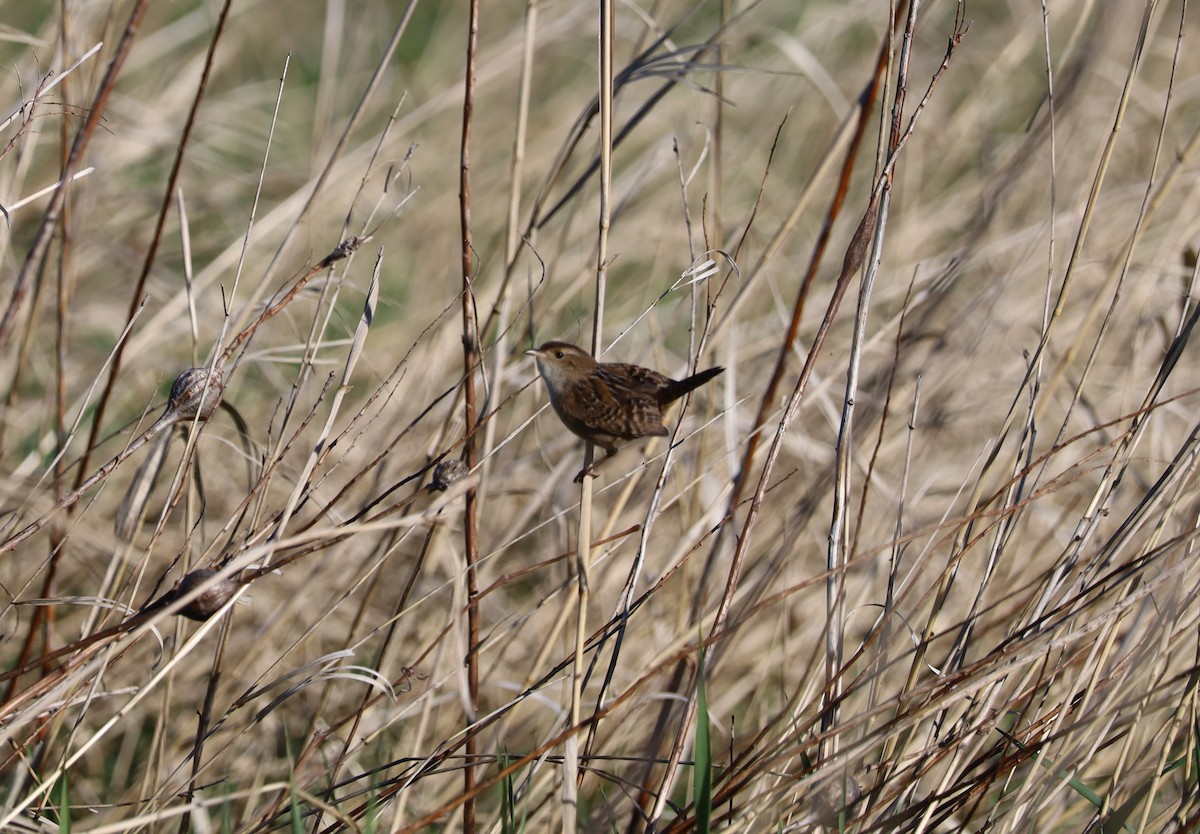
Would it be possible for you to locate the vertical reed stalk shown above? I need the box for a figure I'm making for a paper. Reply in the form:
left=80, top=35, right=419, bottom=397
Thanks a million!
left=566, top=2, right=614, bottom=830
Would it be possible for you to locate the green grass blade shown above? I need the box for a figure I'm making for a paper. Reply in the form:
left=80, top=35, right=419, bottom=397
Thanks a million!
left=56, top=770, right=70, bottom=834
left=290, top=779, right=304, bottom=834
left=695, top=645, right=713, bottom=834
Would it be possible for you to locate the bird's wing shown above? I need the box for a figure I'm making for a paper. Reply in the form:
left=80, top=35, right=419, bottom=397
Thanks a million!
left=600, top=363, right=672, bottom=394
left=582, top=365, right=670, bottom=439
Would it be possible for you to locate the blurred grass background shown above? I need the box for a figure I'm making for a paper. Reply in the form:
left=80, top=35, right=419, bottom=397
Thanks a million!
left=2, top=1, right=1200, bottom=832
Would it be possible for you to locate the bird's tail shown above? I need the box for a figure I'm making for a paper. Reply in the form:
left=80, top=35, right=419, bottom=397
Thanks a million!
left=661, top=366, right=724, bottom=404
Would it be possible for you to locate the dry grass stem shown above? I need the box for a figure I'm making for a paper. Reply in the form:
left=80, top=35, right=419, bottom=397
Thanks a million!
left=2, top=2, right=1199, bottom=833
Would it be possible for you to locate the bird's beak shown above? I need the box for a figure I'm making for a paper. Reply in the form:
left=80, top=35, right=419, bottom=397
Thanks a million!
left=525, top=348, right=539, bottom=357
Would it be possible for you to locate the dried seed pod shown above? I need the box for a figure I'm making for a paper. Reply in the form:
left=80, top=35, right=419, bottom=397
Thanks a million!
left=174, top=568, right=238, bottom=621
left=428, top=459, right=469, bottom=493
left=167, top=366, right=225, bottom=422
left=810, top=772, right=863, bottom=829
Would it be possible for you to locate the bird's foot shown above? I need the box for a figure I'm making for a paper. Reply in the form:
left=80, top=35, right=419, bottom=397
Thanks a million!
left=573, top=466, right=598, bottom=484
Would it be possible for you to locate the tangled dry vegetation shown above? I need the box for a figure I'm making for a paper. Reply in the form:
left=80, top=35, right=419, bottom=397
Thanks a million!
left=2, top=1, right=1199, bottom=832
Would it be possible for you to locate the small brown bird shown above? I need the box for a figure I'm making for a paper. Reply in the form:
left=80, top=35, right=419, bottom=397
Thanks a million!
left=527, top=341, right=724, bottom=482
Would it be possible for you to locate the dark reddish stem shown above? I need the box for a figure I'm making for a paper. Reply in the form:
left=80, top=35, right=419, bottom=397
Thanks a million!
left=458, top=0, right=482, bottom=832
left=0, top=0, right=151, bottom=350
left=69, top=0, right=233, bottom=499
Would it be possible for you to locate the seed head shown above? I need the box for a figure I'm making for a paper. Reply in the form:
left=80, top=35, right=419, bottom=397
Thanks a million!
left=167, top=366, right=225, bottom=422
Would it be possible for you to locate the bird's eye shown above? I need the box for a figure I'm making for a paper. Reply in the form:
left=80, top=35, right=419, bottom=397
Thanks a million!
left=555, top=350, right=564, bottom=359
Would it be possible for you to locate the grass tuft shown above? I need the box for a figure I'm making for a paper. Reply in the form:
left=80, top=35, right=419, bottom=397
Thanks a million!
left=1, top=2, right=1199, bottom=833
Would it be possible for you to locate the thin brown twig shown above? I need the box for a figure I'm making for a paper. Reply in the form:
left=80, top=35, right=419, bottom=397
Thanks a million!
left=0, top=0, right=151, bottom=350
left=722, top=8, right=897, bottom=546
left=625, top=18, right=895, bottom=823
left=636, top=4, right=971, bottom=828
left=458, top=0, right=482, bottom=830
left=69, top=0, right=230, bottom=494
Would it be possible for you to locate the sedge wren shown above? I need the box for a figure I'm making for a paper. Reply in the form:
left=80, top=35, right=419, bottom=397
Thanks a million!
left=526, top=341, right=724, bottom=482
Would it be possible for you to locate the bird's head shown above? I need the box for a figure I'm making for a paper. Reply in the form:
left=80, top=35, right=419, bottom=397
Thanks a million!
left=526, top=341, right=596, bottom=388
